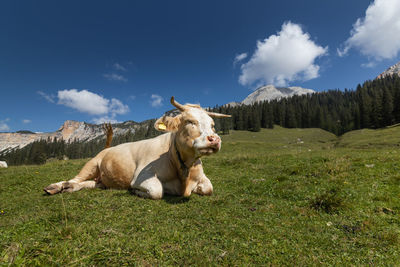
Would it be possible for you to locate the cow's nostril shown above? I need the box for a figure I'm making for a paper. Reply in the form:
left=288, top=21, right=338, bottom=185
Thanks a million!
left=207, top=135, right=220, bottom=144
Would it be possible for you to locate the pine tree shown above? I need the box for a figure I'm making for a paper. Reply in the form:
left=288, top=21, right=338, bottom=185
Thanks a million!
left=381, top=86, right=394, bottom=126
left=393, top=85, right=400, bottom=123
left=251, top=107, right=261, bottom=132
left=370, top=89, right=383, bottom=128
left=285, top=104, right=296, bottom=128
left=359, top=88, right=371, bottom=128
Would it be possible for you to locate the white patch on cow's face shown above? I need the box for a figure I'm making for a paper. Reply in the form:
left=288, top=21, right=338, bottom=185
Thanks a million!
left=185, top=108, right=221, bottom=156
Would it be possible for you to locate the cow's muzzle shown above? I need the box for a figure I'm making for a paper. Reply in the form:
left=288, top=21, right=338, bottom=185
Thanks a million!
left=207, top=135, right=221, bottom=146
left=198, top=135, right=221, bottom=155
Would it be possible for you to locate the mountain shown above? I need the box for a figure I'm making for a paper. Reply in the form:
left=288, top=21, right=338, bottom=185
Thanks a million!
left=241, top=85, right=315, bottom=105
left=377, top=61, right=400, bottom=79
left=0, top=120, right=145, bottom=154
left=224, top=101, right=241, bottom=107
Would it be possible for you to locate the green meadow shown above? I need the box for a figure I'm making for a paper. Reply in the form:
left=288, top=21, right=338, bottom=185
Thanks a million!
left=1, top=126, right=400, bottom=265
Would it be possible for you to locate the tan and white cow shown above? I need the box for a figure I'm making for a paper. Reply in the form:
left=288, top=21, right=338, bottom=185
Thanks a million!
left=44, top=97, right=230, bottom=199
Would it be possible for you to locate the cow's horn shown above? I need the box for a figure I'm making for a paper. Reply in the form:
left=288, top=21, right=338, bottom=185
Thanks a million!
left=170, top=96, right=186, bottom=112
left=206, top=111, right=232, bottom=118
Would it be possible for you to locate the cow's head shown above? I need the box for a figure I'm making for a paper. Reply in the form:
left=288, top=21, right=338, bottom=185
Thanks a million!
left=155, top=97, right=231, bottom=157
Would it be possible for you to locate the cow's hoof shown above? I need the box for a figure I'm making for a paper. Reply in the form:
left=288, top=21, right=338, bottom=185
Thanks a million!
left=61, top=182, right=77, bottom=193
left=43, top=181, right=66, bottom=195
left=44, top=185, right=61, bottom=195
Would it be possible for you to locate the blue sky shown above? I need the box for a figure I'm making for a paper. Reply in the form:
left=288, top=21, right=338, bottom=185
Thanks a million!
left=1, top=0, right=400, bottom=132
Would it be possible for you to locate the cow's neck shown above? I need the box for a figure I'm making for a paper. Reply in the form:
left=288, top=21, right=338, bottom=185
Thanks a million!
left=172, top=134, right=198, bottom=178
left=171, top=133, right=204, bottom=197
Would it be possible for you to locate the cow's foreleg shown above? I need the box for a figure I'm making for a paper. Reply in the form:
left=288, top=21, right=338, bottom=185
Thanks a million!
left=184, top=162, right=213, bottom=197
left=131, top=174, right=163, bottom=200
left=182, top=177, right=199, bottom=197
left=193, top=176, right=213, bottom=196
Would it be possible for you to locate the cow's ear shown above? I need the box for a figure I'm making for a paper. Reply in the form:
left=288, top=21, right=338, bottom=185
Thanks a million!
left=154, top=115, right=182, bottom=132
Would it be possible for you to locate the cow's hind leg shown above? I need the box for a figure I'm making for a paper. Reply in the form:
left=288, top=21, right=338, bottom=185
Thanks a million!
left=43, top=181, right=67, bottom=195
left=131, top=174, right=163, bottom=200
left=61, top=181, right=105, bottom=193
left=44, top=156, right=102, bottom=195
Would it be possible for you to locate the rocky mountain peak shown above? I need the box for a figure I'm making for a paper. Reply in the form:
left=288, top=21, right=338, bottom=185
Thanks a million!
left=377, top=61, right=400, bottom=79
left=241, top=84, right=315, bottom=105
left=58, top=120, right=86, bottom=140
left=58, top=120, right=83, bottom=131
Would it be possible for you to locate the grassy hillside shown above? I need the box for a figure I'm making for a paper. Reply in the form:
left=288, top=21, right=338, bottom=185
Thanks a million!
left=1, top=127, right=400, bottom=265
left=338, top=124, right=400, bottom=149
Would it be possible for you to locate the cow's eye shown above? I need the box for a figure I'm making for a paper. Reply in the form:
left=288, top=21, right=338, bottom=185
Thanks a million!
left=187, top=120, right=196, bottom=125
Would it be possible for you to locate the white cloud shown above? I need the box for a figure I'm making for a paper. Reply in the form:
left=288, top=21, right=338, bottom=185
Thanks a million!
left=110, top=98, right=130, bottom=115
left=57, top=89, right=130, bottom=124
left=337, top=47, right=348, bottom=58
left=58, top=89, right=110, bottom=115
left=239, top=22, right=328, bottom=87
left=39, top=89, right=130, bottom=125
left=22, top=119, right=31, bottom=124
left=91, top=99, right=129, bottom=124
left=150, top=94, right=163, bottom=107
left=103, top=73, right=128, bottom=82
left=361, top=62, right=376, bottom=68
left=113, top=63, right=127, bottom=71
left=233, top=53, right=248, bottom=65
left=338, top=0, right=400, bottom=61
left=57, top=89, right=129, bottom=123
left=92, top=116, right=119, bottom=125
left=0, top=118, right=10, bottom=132
left=37, top=91, right=55, bottom=103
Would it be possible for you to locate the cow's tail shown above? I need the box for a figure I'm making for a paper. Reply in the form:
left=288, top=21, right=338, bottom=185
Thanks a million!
left=103, top=123, right=113, bottom=148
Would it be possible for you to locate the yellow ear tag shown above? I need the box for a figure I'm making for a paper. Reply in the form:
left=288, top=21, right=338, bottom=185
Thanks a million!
left=158, top=123, right=167, bottom=130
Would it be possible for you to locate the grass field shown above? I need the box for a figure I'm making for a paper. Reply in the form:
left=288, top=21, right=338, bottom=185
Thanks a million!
left=1, top=126, right=400, bottom=265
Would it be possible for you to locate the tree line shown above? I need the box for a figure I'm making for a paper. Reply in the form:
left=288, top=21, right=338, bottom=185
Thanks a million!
left=211, top=75, right=400, bottom=135
left=1, top=75, right=400, bottom=165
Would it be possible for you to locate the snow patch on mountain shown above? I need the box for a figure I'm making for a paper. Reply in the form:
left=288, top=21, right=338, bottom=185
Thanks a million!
left=241, top=85, right=315, bottom=105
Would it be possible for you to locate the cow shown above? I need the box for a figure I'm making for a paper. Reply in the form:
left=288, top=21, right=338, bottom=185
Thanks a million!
left=44, top=97, right=231, bottom=199
left=0, top=161, right=7, bottom=168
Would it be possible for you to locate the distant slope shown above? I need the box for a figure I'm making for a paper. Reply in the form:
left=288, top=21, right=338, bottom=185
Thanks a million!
left=221, top=125, right=400, bottom=151
left=337, top=124, right=400, bottom=149
left=221, top=126, right=337, bottom=152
